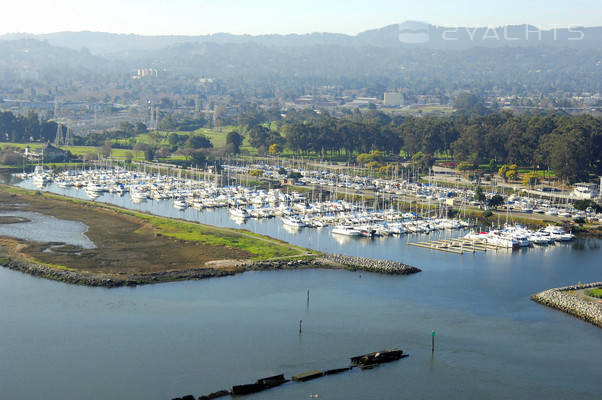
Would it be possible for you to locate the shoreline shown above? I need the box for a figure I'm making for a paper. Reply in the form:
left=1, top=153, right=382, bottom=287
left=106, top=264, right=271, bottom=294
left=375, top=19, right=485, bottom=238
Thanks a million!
left=0, top=184, right=422, bottom=287
left=531, top=282, right=602, bottom=329
left=1, top=255, right=421, bottom=288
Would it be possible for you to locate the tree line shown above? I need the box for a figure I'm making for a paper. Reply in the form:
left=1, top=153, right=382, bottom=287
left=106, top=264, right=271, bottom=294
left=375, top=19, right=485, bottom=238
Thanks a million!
left=0, top=111, right=63, bottom=143
left=246, top=107, right=601, bottom=181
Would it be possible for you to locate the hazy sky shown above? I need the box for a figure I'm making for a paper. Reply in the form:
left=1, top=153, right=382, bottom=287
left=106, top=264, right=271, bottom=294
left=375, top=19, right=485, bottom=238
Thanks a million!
left=1, top=0, right=600, bottom=35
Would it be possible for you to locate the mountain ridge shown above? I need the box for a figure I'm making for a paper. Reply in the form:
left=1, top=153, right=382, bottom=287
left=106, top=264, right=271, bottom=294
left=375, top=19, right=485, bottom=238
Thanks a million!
left=2, top=22, right=601, bottom=55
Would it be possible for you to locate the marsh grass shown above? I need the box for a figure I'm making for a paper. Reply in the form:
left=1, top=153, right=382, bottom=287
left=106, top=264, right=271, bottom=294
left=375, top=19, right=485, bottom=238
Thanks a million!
left=0, top=185, right=309, bottom=276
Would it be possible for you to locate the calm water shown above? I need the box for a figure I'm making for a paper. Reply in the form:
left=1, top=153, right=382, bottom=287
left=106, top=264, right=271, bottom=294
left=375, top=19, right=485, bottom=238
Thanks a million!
left=0, top=179, right=601, bottom=400
left=0, top=211, right=95, bottom=249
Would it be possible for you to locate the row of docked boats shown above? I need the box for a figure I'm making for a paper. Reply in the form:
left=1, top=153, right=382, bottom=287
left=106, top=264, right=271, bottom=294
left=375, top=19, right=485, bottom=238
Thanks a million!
left=22, top=166, right=575, bottom=248
left=25, top=166, right=475, bottom=239
left=224, top=162, right=601, bottom=222
left=464, top=224, right=574, bottom=248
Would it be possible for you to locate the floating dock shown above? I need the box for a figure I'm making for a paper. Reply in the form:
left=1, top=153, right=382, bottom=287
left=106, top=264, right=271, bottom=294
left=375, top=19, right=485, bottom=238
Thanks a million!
left=408, top=238, right=509, bottom=255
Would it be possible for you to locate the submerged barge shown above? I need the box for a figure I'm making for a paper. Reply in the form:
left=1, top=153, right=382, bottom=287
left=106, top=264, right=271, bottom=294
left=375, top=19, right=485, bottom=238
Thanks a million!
left=178, top=348, right=409, bottom=399
left=350, top=348, right=406, bottom=368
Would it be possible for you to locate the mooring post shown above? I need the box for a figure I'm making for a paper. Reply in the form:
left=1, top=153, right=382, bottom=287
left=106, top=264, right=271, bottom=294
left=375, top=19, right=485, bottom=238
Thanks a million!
left=432, top=331, right=436, bottom=353
left=299, top=319, right=303, bottom=334
left=307, top=289, right=310, bottom=308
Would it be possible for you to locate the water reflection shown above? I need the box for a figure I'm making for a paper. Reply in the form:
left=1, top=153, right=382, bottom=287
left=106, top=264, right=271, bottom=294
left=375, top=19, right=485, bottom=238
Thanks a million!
left=13, top=179, right=593, bottom=265
left=0, top=178, right=600, bottom=400
left=572, top=238, right=601, bottom=251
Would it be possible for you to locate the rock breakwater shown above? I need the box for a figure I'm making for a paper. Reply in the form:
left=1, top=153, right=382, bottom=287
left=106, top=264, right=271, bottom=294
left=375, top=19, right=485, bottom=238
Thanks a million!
left=531, top=282, right=602, bottom=329
left=1, top=261, right=237, bottom=288
left=0, top=254, right=421, bottom=288
left=317, top=254, right=421, bottom=275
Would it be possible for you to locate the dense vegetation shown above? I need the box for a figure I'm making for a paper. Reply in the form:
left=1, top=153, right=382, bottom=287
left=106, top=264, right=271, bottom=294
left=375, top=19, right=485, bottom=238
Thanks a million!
left=2, top=99, right=601, bottom=182
left=0, top=111, right=64, bottom=142
left=252, top=98, right=601, bottom=181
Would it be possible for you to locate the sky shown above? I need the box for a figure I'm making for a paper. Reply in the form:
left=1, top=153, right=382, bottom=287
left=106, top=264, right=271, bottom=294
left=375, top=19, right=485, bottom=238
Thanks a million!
left=1, top=0, right=600, bottom=36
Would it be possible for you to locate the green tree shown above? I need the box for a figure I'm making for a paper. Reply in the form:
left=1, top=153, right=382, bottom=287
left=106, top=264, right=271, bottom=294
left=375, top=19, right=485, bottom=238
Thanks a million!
left=573, top=200, right=602, bottom=213
left=248, top=125, right=271, bottom=148
left=226, top=131, right=244, bottom=154
left=100, top=139, right=112, bottom=158
left=288, top=171, right=302, bottom=180
left=134, top=122, right=148, bottom=133
left=475, top=186, right=486, bottom=204
left=454, top=93, right=489, bottom=117
left=168, top=133, right=180, bottom=146
left=187, top=135, right=213, bottom=149
left=487, top=194, right=505, bottom=209
left=187, top=150, right=206, bottom=166
left=412, top=152, right=435, bottom=171
left=144, top=147, right=155, bottom=161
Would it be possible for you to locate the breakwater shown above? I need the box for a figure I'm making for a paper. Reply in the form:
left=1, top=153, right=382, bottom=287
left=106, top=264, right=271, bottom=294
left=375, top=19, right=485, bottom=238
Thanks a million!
left=0, top=254, right=421, bottom=288
left=1, top=260, right=238, bottom=287
left=531, top=282, right=602, bottom=328
left=317, top=253, right=421, bottom=275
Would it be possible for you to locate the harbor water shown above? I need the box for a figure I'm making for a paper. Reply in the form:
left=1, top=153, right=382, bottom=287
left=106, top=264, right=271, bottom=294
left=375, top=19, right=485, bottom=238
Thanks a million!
left=0, top=178, right=601, bottom=399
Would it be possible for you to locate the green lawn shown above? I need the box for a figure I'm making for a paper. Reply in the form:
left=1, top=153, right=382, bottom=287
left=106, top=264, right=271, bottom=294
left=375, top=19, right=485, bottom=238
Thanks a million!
left=586, top=288, right=602, bottom=299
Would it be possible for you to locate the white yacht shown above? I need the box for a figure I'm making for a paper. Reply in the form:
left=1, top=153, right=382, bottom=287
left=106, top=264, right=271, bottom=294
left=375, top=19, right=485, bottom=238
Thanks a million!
left=544, top=225, right=575, bottom=241
left=85, top=183, right=105, bottom=194
left=131, top=190, right=148, bottom=201
left=173, top=197, right=188, bottom=210
left=282, top=216, right=305, bottom=227
left=332, top=225, right=362, bottom=236
left=229, top=208, right=250, bottom=219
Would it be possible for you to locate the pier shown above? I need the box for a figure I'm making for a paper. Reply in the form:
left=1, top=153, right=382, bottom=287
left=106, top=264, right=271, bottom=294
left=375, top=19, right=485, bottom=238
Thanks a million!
left=408, top=238, right=509, bottom=255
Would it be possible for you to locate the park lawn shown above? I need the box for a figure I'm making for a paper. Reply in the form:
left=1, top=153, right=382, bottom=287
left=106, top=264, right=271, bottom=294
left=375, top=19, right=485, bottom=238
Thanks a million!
left=0, top=142, right=43, bottom=151
left=518, top=169, right=556, bottom=178
left=193, top=126, right=240, bottom=148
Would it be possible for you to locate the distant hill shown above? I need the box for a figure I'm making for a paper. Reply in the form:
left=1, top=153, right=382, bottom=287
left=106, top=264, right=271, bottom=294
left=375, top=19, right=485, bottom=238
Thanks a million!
left=0, top=38, right=108, bottom=70
left=2, top=22, right=601, bottom=55
left=0, top=22, right=601, bottom=96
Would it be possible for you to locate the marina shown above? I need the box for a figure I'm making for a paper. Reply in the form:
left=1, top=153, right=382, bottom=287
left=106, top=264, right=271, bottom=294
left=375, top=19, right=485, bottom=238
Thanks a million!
left=0, top=167, right=600, bottom=400
left=10, top=164, right=588, bottom=255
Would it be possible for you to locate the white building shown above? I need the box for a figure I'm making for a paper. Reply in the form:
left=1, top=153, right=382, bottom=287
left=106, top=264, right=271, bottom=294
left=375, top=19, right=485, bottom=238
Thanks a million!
left=570, top=182, right=600, bottom=200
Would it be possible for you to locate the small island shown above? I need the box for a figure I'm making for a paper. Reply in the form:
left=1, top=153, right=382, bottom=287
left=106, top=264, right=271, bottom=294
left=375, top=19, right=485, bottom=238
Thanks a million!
left=0, top=186, right=420, bottom=287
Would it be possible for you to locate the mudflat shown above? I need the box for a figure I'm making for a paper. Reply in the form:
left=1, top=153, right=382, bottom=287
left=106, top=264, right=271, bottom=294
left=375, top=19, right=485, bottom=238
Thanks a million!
left=0, top=187, right=306, bottom=278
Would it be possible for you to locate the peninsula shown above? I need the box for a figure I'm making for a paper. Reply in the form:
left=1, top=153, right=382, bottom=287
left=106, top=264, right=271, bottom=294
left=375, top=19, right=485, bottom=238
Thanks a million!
left=0, top=186, right=420, bottom=287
